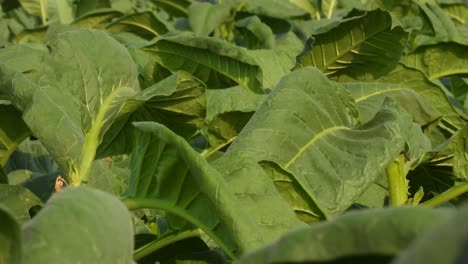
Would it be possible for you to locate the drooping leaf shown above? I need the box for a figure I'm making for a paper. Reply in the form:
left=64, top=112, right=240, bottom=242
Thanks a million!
left=22, top=187, right=134, bottom=264
left=141, top=33, right=264, bottom=93
left=188, top=2, right=231, bottom=36
left=0, top=103, right=30, bottom=165
left=0, top=205, right=22, bottom=264
left=125, top=122, right=303, bottom=258
left=150, top=0, right=190, bottom=17
left=106, top=11, right=169, bottom=40
left=0, top=184, right=42, bottom=224
left=451, top=125, right=468, bottom=180
left=413, top=2, right=468, bottom=47
left=392, top=202, right=468, bottom=264
left=97, top=71, right=206, bottom=158
left=234, top=0, right=308, bottom=19
left=72, top=9, right=123, bottom=29
left=239, top=207, right=454, bottom=264
left=337, top=64, right=465, bottom=136
left=235, top=16, right=275, bottom=49
left=402, top=42, right=468, bottom=80
left=202, top=85, right=266, bottom=152
left=227, top=67, right=427, bottom=217
left=343, top=82, right=442, bottom=127
left=294, top=9, right=407, bottom=79
left=74, top=0, right=111, bottom=18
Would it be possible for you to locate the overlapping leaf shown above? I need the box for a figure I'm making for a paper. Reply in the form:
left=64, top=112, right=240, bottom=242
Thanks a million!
left=294, top=9, right=407, bottom=79
left=227, top=67, right=427, bottom=217
left=141, top=33, right=264, bottom=93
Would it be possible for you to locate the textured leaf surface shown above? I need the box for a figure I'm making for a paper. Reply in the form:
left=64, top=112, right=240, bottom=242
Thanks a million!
left=343, top=82, right=442, bottom=127
left=402, top=42, right=468, bottom=80
left=239, top=207, right=454, bottom=263
left=141, top=33, right=263, bottom=93
left=227, top=67, right=425, bottom=217
left=294, top=9, right=407, bottom=79
left=188, top=2, right=231, bottom=36
left=0, top=205, right=21, bottom=264
left=0, top=184, right=43, bottom=224
left=22, top=187, right=134, bottom=264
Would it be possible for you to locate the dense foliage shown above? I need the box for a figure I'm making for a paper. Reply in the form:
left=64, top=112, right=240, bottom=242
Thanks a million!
left=0, top=0, right=467, bottom=263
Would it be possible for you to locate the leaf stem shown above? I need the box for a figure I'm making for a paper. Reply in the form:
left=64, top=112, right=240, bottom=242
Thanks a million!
left=386, top=154, right=407, bottom=206
left=122, top=197, right=237, bottom=260
left=422, top=183, right=468, bottom=207
left=326, top=0, right=336, bottom=19
left=133, top=229, right=203, bottom=260
left=40, top=0, right=48, bottom=24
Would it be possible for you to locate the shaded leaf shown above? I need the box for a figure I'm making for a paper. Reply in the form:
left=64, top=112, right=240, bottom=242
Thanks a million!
left=141, top=33, right=263, bottom=93
left=188, top=2, right=231, bottom=36
left=22, top=187, right=134, bottom=264
left=106, top=11, right=169, bottom=40
left=235, top=16, right=275, bottom=49
left=0, top=184, right=42, bottom=224
left=0, top=103, right=30, bottom=165
left=0, top=205, right=21, bottom=264
left=150, top=0, right=190, bottom=17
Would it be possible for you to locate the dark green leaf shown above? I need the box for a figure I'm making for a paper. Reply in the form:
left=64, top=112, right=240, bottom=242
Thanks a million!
left=0, top=205, right=21, bottom=264
left=0, top=184, right=42, bottom=224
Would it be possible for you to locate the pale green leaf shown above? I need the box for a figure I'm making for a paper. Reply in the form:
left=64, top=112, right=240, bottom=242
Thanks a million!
left=0, top=184, right=42, bottom=224
left=188, top=2, right=231, bottom=36
left=22, top=187, right=134, bottom=264
left=227, top=67, right=426, bottom=217
left=0, top=205, right=21, bottom=264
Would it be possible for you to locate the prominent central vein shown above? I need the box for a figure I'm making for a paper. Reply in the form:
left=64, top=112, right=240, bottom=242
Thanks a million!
left=284, top=126, right=350, bottom=168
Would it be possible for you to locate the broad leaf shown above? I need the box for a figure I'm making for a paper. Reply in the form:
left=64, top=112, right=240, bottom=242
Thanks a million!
left=188, top=2, right=231, bottom=36
left=20, top=0, right=74, bottom=24
left=343, top=82, right=442, bottom=127
left=235, top=16, right=275, bottom=49
left=234, top=0, right=307, bottom=19
left=392, top=202, right=468, bottom=264
left=125, top=122, right=302, bottom=258
left=0, top=184, right=42, bottom=224
left=227, top=67, right=426, bottom=217
left=72, top=9, right=123, bottom=29
left=239, top=207, right=454, bottom=263
left=150, top=0, right=190, bottom=17
left=0, top=103, right=30, bottom=165
left=141, top=33, right=264, bottom=93
left=451, top=125, right=468, bottom=180
left=402, top=42, right=468, bottom=80
left=337, top=64, right=465, bottom=136
left=22, top=187, right=134, bottom=264
left=294, top=9, right=407, bottom=79
left=0, top=205, right=21, bottom=264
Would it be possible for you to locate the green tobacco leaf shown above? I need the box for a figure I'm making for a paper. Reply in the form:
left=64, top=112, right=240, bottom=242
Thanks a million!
left=239, top=207, right=454, bottom=264
left=203, top=85, right=266, bottom=153
left=86, top=157, right=130, bottom=196
left=74, top=0, right=112, bottom=18
left=414, top=2, right=468, bottom=47
left=72, top=9, right=123, bottom=29
left=337, top=64, right=465, bottom=136
left=392, top=203, right=468, bottom=264
left=0, top=184, right=42, bottom=224
left=442, top=3, right=468, bottom=24
left=97, top=71, right=206, bottom=157
left=402, top=42, right=468, bottom=80
left=20, top=0, right=75, bottom=24
left=227, top=67, right=426, bottom=217
left=141, top=33, right=264, bottom=93
left=235, top=16, right=275, bottom=49
left=451, top=125, right=468, bottom=180
left=0, top=103, right=30, bottom=166
left=188, top=2, right=231, bottom=36
left=236, top=0, right=307, bottom=19
left=125, top=122, right=301, bottom=258
left=150, top=0, right=190, bottom=17
left=22, top=187, right=134, bottom=264
left=343, top=82, right=442, bottom=127
left=247, top=32, right=303, bottom=89
left=0, top=205, right=21, bottom=264
left=106, top=11, right=169, bottom=40
left=0, top=29, right=140, bottom=186
left=294, top=9, right=407, bottom=79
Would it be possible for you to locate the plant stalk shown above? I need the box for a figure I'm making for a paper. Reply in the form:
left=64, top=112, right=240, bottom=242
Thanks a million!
left=386, top=154, right=407, bottom=206
left=40, top=0, right=48, bottom=24
left=422, top=182, right=468, bottom=207
left=133, top=229, right=203, bottom=260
